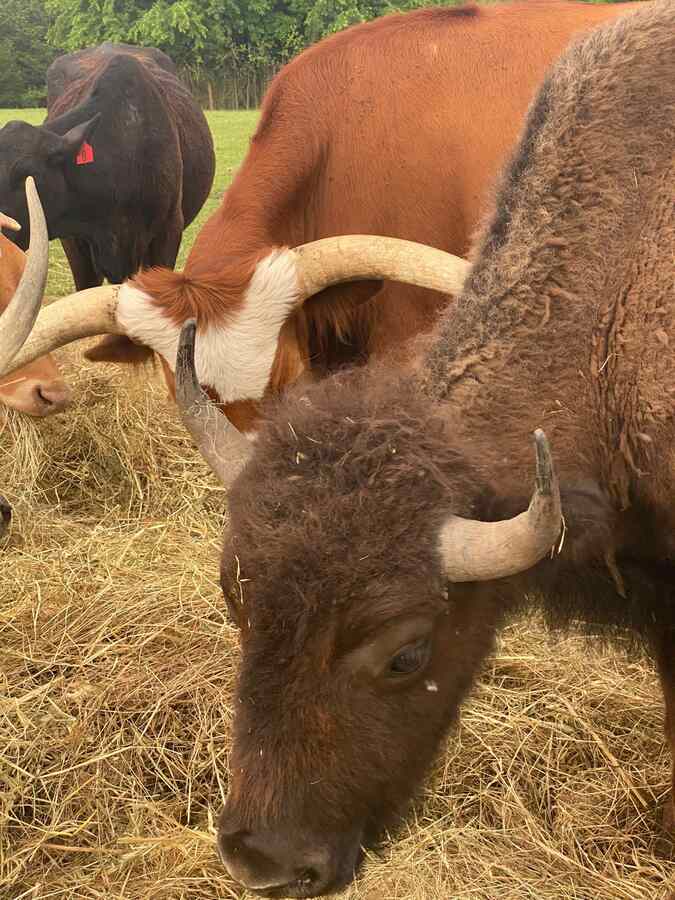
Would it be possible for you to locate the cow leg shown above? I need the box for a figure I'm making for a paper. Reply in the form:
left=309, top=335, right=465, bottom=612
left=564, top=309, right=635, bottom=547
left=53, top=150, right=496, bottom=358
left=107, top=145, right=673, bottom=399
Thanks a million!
left=146, top=211, right=184, bottom=269
left=84, top=213, right=182, bottom=370
left=656, top=632, right=675, bottom=833
left=61, top=237, right=102, bottom=290
left=62, top=238, right=146, bottom=364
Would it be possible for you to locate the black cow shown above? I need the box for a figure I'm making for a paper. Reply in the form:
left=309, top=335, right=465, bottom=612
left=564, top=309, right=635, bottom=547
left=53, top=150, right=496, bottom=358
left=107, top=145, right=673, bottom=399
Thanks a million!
left=0, top=43, right=215, bottom=362
left=46, top=42, right=178, bottom=109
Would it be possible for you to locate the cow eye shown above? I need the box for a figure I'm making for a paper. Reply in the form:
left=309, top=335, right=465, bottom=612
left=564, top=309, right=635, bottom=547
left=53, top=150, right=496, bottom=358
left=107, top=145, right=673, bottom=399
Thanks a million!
left=387, top=637, right=431, bottom=677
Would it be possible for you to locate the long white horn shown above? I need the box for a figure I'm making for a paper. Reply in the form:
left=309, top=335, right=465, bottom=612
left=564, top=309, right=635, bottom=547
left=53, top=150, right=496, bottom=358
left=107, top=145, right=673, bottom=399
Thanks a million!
left=2, top=284, right=121, bottom=376
left=439, top=430, right=562, bottom=582
left=0, top=178, right=49, bottom=372
left=2, top=235, right=469, bottom=378
left=175, top=319, right=253, bottom=484
left=0, top=213, right=21, bottom=233
left=291, top=235, right=470, bottom=301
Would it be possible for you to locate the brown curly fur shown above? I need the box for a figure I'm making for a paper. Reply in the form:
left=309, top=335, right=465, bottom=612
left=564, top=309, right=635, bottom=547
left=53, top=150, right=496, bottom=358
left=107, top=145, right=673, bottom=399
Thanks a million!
left=217, top=3, right=675, bottom=890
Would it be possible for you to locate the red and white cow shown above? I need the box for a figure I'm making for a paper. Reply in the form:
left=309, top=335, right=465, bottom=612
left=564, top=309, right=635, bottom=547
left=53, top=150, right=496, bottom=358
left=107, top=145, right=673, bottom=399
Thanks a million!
left=1, top=2, right=644, bottom=434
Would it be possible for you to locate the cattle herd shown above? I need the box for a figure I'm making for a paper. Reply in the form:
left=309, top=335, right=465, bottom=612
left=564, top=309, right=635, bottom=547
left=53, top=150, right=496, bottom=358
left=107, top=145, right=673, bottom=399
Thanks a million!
left=0, top=1, right=672, bottom=896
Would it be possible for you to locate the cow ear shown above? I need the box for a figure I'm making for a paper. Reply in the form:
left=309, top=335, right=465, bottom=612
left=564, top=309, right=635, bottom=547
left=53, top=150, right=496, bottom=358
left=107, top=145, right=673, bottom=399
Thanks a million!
left=52, top=113, right=102, bottom=164
left=84, top=335, right=154, bottom=365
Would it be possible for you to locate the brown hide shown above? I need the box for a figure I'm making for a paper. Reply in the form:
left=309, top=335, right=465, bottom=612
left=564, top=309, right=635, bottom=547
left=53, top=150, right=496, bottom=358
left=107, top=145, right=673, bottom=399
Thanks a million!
left=133, top=0, right=642, bottom=428
left=215, top=3, right=673, bottom=896
left=0, top=235, right=71, bottom=416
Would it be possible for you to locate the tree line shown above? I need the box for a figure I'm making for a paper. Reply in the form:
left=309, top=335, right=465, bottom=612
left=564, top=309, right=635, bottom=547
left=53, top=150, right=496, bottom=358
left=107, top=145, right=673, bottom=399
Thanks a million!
left=2, top=0, right=635, bottom=110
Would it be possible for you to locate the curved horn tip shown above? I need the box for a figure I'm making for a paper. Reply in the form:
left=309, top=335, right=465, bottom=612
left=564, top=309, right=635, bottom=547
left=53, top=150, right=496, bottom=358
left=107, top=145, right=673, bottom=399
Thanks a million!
left=178, top=317, right=198, bottom=360
left=0, top=214, right=20, bottom=232
left=176, top=318, right=198, bottom=383
left=25, top=176, right=40, bottom=216
left=533, top=428, right=556, bottom=496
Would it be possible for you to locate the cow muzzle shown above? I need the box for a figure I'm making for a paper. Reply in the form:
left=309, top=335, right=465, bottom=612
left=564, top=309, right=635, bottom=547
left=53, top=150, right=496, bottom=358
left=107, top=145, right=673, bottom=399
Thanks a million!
left=217, top=814, right=363, bottom=898
left=0, top=375, right=72, bottom=417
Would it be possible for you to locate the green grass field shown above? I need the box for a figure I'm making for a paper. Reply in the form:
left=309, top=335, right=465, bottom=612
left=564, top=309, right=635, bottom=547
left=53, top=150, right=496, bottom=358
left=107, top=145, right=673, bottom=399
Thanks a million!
left=0, top=109, right=259, bottom=295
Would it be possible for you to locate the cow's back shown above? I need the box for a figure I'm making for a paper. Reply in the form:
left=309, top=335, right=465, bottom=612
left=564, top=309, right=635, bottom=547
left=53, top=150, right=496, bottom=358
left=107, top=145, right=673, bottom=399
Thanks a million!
left=46, top=46, right=214, bottom=232
left=288, top=1, right=644, bottom=250
left=301, top=0, right=646, bottom=354
left=46, top=43, right=177, bottom=109
left=192, top=1, right=644, bottom=373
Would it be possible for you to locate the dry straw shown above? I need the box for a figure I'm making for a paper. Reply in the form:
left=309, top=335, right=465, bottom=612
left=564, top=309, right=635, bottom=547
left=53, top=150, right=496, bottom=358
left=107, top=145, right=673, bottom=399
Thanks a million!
left=1, top=343, right=674, bottom=899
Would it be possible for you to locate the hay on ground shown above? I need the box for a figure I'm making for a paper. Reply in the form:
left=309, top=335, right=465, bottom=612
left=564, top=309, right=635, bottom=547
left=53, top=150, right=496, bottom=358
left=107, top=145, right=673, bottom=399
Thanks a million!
left=1, top=343, right=674, bottom=899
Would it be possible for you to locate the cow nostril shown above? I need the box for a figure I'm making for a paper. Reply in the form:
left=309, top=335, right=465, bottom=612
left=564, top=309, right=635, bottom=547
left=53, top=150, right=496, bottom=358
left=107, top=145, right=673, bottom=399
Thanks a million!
left=37, top=388, right=54, bottom=406
left=35, top=383, right=72, bottom=412
left=218, top=827, right=332, bottom=895
left=295, top=867, right=319, bottom=888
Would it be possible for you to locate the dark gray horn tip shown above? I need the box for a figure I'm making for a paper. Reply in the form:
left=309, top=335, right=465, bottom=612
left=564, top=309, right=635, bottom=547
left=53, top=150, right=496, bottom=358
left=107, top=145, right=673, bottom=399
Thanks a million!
left=176, top=318, right=201, bottom=403
left=180, top=317, right=198, bottom=345
left=177, top=317, right=197, bottom=370
left=533, top=428, right=555, bottom=495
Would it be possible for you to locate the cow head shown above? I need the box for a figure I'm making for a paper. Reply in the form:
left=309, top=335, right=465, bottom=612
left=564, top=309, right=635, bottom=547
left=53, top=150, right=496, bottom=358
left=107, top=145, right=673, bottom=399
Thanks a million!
left=0, top=115, right=100, bottom=249
left=0, top=215, right=71, bottom=416
left=0, top=236, right=470, bottom=431
left=172, top=324, right=562, bottom=897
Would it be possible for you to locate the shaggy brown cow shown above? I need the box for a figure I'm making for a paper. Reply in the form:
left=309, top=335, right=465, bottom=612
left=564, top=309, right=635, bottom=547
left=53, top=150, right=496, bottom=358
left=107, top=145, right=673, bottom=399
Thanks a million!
left=2, top=1, right=643, bottom=434
left=175, top=4, right=673, bottom=896
left=0, top=214, right=71, bottom=416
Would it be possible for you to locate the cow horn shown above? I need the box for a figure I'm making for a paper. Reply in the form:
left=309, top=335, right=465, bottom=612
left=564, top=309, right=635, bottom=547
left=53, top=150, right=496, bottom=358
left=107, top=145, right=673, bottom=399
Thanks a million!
left=1, top=235, right=470, bottom=378
left=0, top=178, right=49, bottom=373
left=291, top=235, right=470, bottom=301
left=0, top=283, right=121, bottom=377
left=438, top=430, right=562, bottom=582
left=0, top=212, right=21, bottom=232
left=175, top=318, right=253, bottom=483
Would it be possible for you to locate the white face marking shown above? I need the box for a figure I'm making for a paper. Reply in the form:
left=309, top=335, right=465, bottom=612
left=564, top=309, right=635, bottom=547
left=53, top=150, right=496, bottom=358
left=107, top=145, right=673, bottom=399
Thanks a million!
left=116, top=249, right=300, bottom=403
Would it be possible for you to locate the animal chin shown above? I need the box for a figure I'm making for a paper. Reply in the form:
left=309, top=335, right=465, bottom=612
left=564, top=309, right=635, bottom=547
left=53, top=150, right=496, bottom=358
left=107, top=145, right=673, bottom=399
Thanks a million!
left=253, top=844, right=364, bottom=900
left=327, top=838, right=365, bottom=897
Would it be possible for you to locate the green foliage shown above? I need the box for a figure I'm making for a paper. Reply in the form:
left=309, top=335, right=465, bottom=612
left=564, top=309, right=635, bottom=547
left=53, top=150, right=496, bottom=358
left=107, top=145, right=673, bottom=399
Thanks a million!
left=1, top=0, right=59, bottom=107
left=1, top=0, right=633, bottom=109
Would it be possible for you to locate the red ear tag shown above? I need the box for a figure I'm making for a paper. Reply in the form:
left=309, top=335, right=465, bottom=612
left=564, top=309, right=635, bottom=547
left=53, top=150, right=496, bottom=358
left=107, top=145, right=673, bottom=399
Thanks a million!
left=76, top=142, right=94, bottom=165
